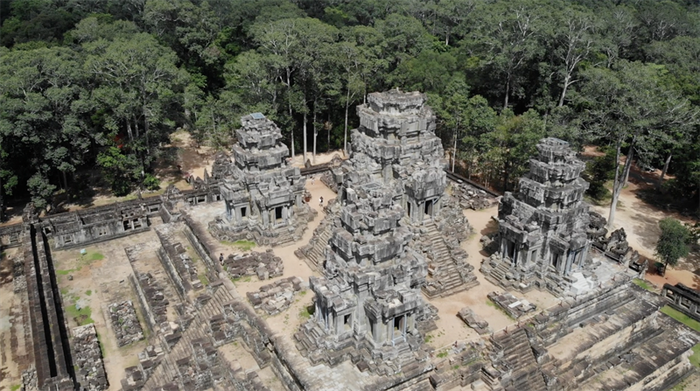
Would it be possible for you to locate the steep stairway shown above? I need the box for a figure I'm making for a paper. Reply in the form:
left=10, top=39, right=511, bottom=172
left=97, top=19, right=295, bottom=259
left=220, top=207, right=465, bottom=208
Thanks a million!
left=422, top=221, right=477, bottom=298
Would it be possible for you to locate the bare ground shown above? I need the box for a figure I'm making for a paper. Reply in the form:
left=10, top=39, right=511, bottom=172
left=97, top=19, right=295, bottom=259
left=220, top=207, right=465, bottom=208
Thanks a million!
left=581, top=146, right=700, bottom=290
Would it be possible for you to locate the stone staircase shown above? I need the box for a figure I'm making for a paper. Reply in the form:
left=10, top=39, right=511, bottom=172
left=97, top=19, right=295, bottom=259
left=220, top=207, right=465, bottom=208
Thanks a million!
left=492, top=328, right=547, bottom=391
left=422, top=221, right=478, bottom=298
left=140, top=284, right=236, bottom=390
left=295, top=214, right=336, bottom=272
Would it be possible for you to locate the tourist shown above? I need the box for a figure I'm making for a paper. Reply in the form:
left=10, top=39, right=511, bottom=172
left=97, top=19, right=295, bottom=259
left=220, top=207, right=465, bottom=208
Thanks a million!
left=219, top=253, right=224, bottom=264
left=319, top=196, right=324, bottom=206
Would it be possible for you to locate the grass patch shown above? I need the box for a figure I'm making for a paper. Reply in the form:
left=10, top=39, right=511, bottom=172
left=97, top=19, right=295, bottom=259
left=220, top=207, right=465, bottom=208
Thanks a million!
left=10, top=385, right=20, bottom=391
left=65, top=304, right=94, bottom=326
left=437, top=350, right=448, bottom=358
left=222, top=239, right=256, bottom=252
left=85, top=290, right=92, bottom=296
left=299, top=290, right=307, bottom=296
left=299, top=305, right=313, bottom=320
left=198, top=274, right=209, bottom=286
left=56, top=269, right=76, bottom=275
left=424, top=334, right=433, bottom=343
left=660, top=305, right=700, bottom=332
left=82, top=251, right=104, bottom=261
left=486, top=299, right=515, bottom=320
left=632, top=278, right=654, bottom=292
left=690, top=343, right=700, bottom=368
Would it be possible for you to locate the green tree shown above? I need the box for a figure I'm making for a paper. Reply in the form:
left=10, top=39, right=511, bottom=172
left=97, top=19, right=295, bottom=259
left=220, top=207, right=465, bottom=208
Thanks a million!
left=463, top=0, right=545, bottom=109
left=0, top=45, right=94, bottom=207
left=482, top=109, right=545, bottom=191
left=655, top=217, right=692, bottom=275
left=83, top=31, right=189, bottom=183
left=583, top=148, right=616, bottom=201
left=577, top=61, right=699, bottom=228
left=96, top=147, right=139, bottom=196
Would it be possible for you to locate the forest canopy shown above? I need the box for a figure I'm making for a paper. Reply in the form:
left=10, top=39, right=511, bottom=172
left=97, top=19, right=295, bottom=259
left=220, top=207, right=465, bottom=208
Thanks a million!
left=1, top=0, right=700, bottom=219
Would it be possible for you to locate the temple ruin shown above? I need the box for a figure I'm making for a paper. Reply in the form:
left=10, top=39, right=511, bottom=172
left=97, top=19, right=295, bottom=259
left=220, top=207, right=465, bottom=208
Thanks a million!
left=481, top=137, right=592, bottom=294
left=2, top=94, right=700, bottom=391
left=297, top=90, right=478, bottom=298
left=209, top=113, right=315, bottom=246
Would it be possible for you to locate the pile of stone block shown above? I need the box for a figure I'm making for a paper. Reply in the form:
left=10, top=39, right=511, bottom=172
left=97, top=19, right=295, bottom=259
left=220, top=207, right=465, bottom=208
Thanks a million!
left=452, top=182, right=498, bottom=210
left=457, top=307, right=491, bottom=335
left=71, top=324, right=108, bottom=390
left=21, top=367, right=38, bottom=391
left=246, top=276, right=305, bottom=315
left=108, top=301, right=145, bottom=347
left=223, top=249, right=283, bottom=280
left=487, top=291, right=536, bottom=319
left=136, top=272, right=170, bottom=325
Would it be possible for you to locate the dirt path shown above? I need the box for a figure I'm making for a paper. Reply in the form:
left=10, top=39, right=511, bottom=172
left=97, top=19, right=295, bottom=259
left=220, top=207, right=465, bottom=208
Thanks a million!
left=425, top=205, right=559, bottom=352
left=582, top=146, right=700, bottom=289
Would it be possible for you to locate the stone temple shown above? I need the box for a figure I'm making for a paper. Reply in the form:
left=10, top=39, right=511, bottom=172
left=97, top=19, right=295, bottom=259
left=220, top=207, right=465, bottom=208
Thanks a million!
left=295, top=90, right=473, bottom=375
left=4, top=91, right=700, bottom=391
left=297, top=89, right=478, bottom=298
left=482, top=137, right=591, bottom=294
left=209, top=113, right=315, bottom=246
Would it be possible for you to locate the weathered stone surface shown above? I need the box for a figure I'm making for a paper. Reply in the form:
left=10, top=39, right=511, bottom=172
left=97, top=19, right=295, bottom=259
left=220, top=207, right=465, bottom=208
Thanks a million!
left=295, top=90, right=442, bottom=377
left=457, top=308, right=491, bottom=335
left=452, top=182, right=498, bottom=210
left=223, top=249, right=283, bottom=281
left=71, top=324, right=108, bottom=391
left=487, top=291, right=537, bottom=319
left=482, top=138, right=592, bottom=295
left=246, top=276, right=306, bottom=315
left=209, top=113, right=316, bottom=246
left=108, top=301, right=144, bottom=347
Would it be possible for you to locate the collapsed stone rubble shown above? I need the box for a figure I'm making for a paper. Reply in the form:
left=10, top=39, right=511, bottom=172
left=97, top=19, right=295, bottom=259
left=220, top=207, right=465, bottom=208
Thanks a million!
left=108, top=301, right=145, bottom=347
left=209, top=113, right=316, bottom=246
left=71, top=324, right=108, bottom=391
left=222, top=250, right=283, bottom=281
left=451, top=182, right=499, bottom=210
left=457, top=308, right=491, bottom=335
left=487, top=291, right=537, bottom=319
left=246, top=276, right=306, bottom=315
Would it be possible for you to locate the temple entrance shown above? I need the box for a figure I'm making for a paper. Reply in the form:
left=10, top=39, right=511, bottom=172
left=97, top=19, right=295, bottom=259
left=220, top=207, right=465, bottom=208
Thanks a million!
left=551, top=252, right=562, bottom=270
left=393, top=315, right=405, bottom=341
left=344, top=314, right=351, bottom=331
left=407, top=202, right=412, bottom=218
left=424, top=199, right=434, bottom=217
left=241, top=206, right=247, bottom=217
left=275, top=206, right=283, bottom=222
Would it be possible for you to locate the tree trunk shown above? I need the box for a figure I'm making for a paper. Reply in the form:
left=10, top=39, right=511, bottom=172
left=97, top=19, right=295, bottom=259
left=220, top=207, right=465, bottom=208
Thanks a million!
left=0, top=174, right=4, bottom=222
left=312, top=101, right=317, bottom=165
left=452, top=131, right=457, bottom=172
left=327, top=111, right=331, bottom=152
left=288, top=101, right=294, bottom=159
left=302, top=98, right=308, bottom=166
left=344, top=89, right=350, bottom=157
left=503, top=74, right=511, bottom=110
left=608, top=138, right=635, bottom=229
left=660, top=153, right=672, bottom=182
left=126, top=121, right=134, bottom=142
left=558, top=76, right=570, bottom=107
left=622, top=147, right=634, bottom=187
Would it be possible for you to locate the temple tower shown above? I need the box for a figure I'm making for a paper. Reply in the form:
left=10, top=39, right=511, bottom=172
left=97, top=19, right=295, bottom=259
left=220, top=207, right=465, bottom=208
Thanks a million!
left=482, top=138, right=591, bottom=294
left=209, top=113, right=314, bottom=246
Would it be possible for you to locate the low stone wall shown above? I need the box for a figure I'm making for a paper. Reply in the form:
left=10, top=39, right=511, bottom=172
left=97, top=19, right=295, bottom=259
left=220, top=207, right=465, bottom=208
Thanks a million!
left=71, top=324, right=108, bottom=390
left=662, top=283, right=700, bottom=322
left=0, top=222, right=23, bottom=249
